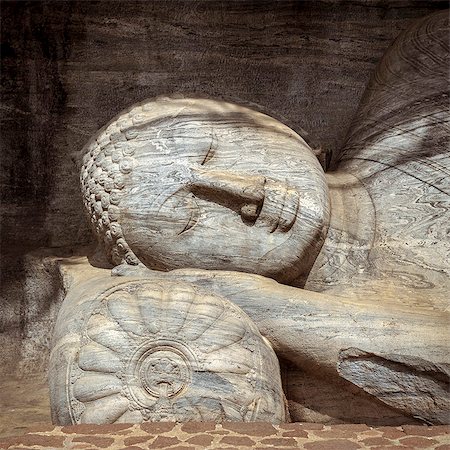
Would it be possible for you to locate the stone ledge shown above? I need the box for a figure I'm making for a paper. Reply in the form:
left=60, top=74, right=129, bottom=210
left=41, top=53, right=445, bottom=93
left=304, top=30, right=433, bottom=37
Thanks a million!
left=0, top=423, right=449, bottom=449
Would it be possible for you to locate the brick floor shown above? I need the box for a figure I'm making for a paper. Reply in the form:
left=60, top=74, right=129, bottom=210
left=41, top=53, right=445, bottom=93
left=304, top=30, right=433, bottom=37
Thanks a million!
left=0, top=423, right=449, bottom=449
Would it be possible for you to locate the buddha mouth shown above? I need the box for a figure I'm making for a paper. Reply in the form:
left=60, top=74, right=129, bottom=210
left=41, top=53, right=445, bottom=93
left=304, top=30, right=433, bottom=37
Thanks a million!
left=252, top=182, right=299, bottom=233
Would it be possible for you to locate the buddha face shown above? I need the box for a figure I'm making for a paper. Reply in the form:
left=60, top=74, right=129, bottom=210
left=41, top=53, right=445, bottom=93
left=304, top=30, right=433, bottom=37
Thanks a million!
left=111, top=99, right=330, bottom=285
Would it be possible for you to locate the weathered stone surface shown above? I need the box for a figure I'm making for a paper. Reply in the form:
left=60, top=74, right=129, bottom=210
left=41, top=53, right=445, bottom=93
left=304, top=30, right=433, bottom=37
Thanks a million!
left=80, top=97, right=329, bottom=286
left=140, top=422, right=175, bottom=434
left=124, top=436, right=152, bottom=446
left=308, top=10, right=450, bottom=311
left=50, top=10, right=449, bottom=425
left=108, top=261, right=449, bottom=423
left=2, top=0, right=444, bottom=255
left=0, top=434, right=65, bottom=448
left=220, top=435, right=256, bottom=446
left=399, top=436, right=440, bottom=448
left=360, top=436, right=395, bottom=446
left=1, top=1, right=447, bottom=384
left=2, top=3, right=449, bottom=430
left=2, top=422, right=450, bottom=450
left=49, top=277, right=287, bottom=424
left=180, top=422, right=216, bottom=433
left=148, top=436, right=181, bottom=448
left=98, top=10, right=449, bottom=424
left=185, top=434, right=214, bottom=446
left=72, top=435, right=115, bottom=447
left=303, top=440, right=362, bottom=450
left=221, top=422, right=278, bottom=436
left=61, top=423, right=133, bottom=435
left=402, top=425, right=450, bottom=437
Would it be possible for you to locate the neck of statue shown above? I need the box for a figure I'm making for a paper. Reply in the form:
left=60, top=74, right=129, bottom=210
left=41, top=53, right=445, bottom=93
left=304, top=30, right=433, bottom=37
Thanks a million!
left=303, top=171, right=375, bottom=292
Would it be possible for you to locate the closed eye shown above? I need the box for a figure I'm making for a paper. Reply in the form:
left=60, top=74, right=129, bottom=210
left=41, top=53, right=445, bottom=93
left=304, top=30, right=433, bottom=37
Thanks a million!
left=201, top=145, right=215, bottom=165
left=200, top=131, right=217, bottom=165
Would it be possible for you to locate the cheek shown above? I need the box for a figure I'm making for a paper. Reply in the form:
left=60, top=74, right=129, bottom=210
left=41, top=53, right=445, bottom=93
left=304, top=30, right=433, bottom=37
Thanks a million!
left=124, top=198, right=302, bottom=275
left=158, top=229, right=298, bottom=277
left=161, top=218, right=294, bottom=261
left=122, top=186, right=197, bottom=235
left=149, top=191, right=200, bottom=236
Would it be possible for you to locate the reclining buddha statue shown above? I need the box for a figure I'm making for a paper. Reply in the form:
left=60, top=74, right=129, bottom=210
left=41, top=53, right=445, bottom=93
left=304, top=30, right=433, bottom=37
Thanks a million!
left=49, top=11, right=449, bottom=425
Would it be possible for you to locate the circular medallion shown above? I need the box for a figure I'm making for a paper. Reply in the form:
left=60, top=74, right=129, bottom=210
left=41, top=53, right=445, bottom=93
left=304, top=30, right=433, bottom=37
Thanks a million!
left=138, top=346, right=190, bottom=398
left=126, top=339, right=195, bottom=409
left=61, top=280, right=287, bottom=424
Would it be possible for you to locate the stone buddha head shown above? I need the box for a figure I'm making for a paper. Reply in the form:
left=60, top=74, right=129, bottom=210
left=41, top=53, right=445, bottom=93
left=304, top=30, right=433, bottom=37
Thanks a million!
left=81, top=97, right=329, bottom=285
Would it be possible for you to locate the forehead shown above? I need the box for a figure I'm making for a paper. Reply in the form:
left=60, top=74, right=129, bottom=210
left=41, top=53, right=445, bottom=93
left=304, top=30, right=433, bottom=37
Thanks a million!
left=129, top=115, right=315, bottom=167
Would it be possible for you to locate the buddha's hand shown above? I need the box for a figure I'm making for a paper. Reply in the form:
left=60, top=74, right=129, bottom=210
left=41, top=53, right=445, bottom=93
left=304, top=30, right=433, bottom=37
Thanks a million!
left=111, top=262, right=157, bottom=277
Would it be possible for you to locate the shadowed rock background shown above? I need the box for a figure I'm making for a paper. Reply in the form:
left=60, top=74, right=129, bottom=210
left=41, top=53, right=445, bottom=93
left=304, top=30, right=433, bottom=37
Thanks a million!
left=0, top=0, right=447, bottom=377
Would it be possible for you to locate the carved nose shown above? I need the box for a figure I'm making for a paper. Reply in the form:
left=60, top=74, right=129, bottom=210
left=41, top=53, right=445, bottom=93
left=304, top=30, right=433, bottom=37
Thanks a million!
left=190, top=167, right=265, bottom=221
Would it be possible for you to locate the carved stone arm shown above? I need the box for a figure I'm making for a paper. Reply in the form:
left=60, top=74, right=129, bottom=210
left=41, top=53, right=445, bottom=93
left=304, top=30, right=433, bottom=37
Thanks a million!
left=113, top=264, right=450, bottom=424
